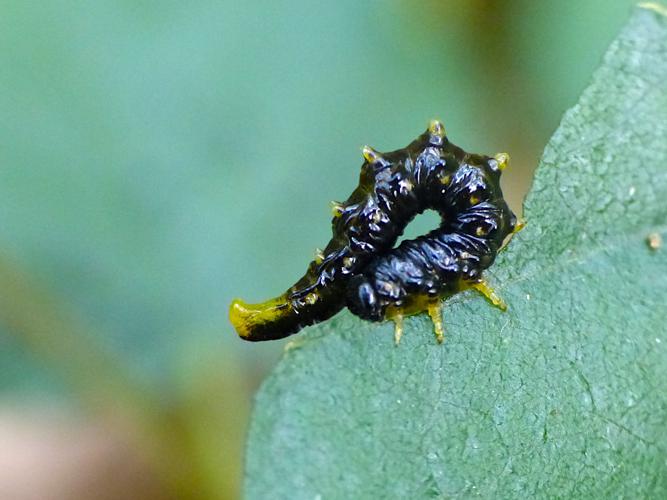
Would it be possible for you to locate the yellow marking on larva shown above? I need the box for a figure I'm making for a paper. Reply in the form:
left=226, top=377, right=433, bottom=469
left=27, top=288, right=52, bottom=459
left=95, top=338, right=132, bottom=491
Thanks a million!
left=639, top=2, right=667, bottom=17
left=469, top=280, right=507, bottom=311
left=475, top=226, right=487, bottom=237
left=427, top=302, right=445, bottom=344
left=371, top=210, right=382, bottom=224
left=314, top=248, right=325, bottom=264
left=470, top=194, right=481, bottom=205
left=647, top=232, right=662, bottom=251
left=439, top=174, right=451, bottom=186
left=343, top=256, right=355, bottom=269
left=362, top=145, right=380, bottom=163
left=392, top=314, right=404, bottom=346
left=494, top=152, right=510, bottom=171
left=330, top=201, right=344, bottom=218
left=305, top=293, right=318, bottom=305
left=428, top=119, right=446, bottom=138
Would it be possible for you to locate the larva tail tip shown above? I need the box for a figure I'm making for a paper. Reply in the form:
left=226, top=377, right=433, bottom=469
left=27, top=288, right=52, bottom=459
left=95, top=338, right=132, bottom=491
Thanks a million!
left=229, top=295, right=292, bottom=340
left=229, top=298, right=253, bottom=339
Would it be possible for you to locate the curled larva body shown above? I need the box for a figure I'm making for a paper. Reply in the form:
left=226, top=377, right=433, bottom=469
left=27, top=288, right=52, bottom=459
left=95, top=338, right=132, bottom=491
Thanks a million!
left=346, top=152, right=516, bottom=344
left=229, top=120, right=517, bottom=342
left=346, top=202, right=515, bottom=323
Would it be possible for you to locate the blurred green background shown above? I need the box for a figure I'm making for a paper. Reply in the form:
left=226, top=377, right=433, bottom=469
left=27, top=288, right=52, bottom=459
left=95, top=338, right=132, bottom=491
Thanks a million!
left=0, top=1, right=640, bottom=498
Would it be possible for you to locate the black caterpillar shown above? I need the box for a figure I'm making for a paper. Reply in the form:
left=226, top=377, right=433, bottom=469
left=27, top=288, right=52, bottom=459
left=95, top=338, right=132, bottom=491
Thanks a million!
left=230, top=120, right=520, bottom=344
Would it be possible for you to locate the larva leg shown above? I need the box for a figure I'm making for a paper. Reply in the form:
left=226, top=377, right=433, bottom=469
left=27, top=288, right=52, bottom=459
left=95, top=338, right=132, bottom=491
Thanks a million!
left=392, top=313, right=404, bottom=346
left=513, top=218, right=526, bottom=234
left=470, top=280, right=507, bottom=311
left=498, top=217, right=526, bottom=254
left=427, top=302, right=445, bottom=344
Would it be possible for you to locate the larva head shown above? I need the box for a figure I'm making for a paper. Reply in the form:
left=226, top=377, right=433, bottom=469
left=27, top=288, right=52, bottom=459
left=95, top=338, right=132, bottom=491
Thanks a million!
left=346, top=275, right=383, bottom=321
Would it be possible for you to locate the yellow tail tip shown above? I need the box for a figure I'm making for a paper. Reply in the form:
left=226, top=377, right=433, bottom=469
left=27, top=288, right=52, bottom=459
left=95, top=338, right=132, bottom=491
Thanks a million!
left=228, top=295, right=292, bottom=339
left=229, top=298, right=253, bottom=338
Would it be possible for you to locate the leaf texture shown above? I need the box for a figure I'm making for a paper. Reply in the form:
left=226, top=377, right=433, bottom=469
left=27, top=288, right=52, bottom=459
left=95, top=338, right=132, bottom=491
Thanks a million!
left=245, top=7, right=667, bottom=498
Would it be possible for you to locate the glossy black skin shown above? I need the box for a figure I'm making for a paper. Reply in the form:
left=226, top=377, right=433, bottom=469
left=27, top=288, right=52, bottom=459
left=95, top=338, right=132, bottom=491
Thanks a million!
left=237, top=126, right=515, bottom=340
left=346, top=165, right=515, bottom=321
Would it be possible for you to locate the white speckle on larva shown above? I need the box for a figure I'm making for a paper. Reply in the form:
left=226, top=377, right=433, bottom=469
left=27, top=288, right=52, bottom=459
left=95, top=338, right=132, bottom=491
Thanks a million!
left=398, top=179, right=413, bottom=194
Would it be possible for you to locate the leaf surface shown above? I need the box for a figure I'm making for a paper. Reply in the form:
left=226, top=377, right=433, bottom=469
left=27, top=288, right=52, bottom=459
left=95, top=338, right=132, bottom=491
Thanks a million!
left=245, top=7, right=667, bottom=498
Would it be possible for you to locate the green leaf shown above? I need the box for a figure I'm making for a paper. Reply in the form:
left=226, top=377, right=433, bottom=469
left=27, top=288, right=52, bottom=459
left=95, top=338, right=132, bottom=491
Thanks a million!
left=244, top=6, right=667, bottom=498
